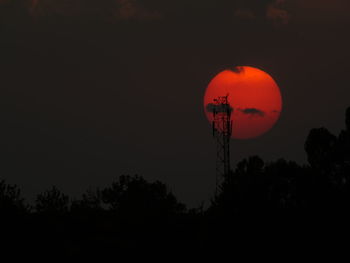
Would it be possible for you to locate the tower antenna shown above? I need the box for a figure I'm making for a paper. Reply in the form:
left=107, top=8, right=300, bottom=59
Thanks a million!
left=212, top=94, right=233, bottom=195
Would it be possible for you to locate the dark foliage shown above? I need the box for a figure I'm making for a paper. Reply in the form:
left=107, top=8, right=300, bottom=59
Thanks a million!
left=71, top=188, right=103, bottom=213
left=0, top=179, right=27, bottom=214
left=35, top=186, right=70, bottom=214
left=101, top=175, right=186, bottom=218
left=2, top=107, right=350, bottom=258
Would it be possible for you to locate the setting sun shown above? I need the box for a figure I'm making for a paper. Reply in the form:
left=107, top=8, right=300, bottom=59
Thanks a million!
left=204, top=66, right=282, bottom=139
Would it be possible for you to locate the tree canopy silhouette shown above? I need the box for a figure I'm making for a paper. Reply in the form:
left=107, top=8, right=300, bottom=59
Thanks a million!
left=35, top=186, right=69, bottom=214
left=101, top=175, right=186, bottom=219
left=0, top=179, right=27, bottom=215
left=1, top=107, right=350, bottom=257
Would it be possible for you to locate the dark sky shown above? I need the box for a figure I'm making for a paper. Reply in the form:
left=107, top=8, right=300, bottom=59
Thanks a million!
left=1, top=0, right=350, bottom=207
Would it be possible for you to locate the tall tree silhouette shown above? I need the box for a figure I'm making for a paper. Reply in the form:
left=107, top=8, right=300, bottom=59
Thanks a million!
left=305, top=127, right=337, bottom=172
left=337, top=107, right=350, bottom=166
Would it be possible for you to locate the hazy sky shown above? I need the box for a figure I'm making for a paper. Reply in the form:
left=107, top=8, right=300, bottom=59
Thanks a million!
left=1, top=0, right=350, bottom=207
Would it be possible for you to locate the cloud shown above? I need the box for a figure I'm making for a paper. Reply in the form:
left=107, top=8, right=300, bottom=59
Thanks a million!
left=230, top=66, right=245, bottom=74
left=266, top=0, right=291, bottom=26
left=28, top=0, right=162, bottom=20
left=115, top=0, right=162, bottom=21
left=29, top=0, right=81, bottom=16
left=232, top=0, right=291, bottom=26
left=239, top=108, right=265, bottom=117
left=231, top=0, right=350, bottom=27
left=207, top=105, right=265, bottom=117
left=293, top=0, right=350, bottom=25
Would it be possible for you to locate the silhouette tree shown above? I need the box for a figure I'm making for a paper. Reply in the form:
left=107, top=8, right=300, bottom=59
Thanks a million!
left=336, top=107, right=350, bottom=166
left=0, top=180, right=30, bottom=257
left=305, top=127, right=337, bottom=172
left=35, top=186, right=69, bottom=214
left=2, top=107, right=350, bottom=256
left=210, top=156, right=266, bottom=217
left=346, top=107, right=350, bottom=131
left=71, top=188, right=103, bottom=213
left=101, top=175, right=186, bottom=218
left=0, top=179, right=27, bottom=214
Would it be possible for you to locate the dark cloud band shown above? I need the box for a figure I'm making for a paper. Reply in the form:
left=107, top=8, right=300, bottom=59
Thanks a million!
left=239, top=108, right=265, bottom=117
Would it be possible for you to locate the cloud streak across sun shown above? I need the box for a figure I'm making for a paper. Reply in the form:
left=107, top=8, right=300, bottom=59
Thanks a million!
left=239, top=108, right=265, bottom=118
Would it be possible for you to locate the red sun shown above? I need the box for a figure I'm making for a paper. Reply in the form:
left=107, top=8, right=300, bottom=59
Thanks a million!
left=204, top=66, right=282, bottom=139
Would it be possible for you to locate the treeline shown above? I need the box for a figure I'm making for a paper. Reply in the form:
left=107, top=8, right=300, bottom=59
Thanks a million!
left=2, top=108, right=350, bottom=257
left=0, top=175, right=194, bottom=258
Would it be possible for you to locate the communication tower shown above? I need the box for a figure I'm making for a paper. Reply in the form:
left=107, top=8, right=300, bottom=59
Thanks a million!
left=212, top=94, right=233, bottom=195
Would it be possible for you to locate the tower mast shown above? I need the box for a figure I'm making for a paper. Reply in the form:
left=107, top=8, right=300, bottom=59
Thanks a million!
left=212, top=94, right=233, bottom=195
